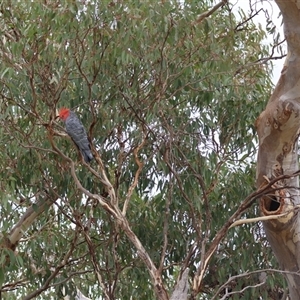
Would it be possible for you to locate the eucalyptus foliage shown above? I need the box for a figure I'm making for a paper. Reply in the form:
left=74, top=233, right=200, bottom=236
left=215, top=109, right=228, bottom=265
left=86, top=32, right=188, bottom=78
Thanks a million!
left=0, top=1, right=285, bottom=299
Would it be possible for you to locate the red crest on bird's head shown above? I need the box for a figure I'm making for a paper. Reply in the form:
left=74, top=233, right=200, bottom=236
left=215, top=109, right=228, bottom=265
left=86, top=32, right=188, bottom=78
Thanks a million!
left=58, top=108, right=70, bottom=121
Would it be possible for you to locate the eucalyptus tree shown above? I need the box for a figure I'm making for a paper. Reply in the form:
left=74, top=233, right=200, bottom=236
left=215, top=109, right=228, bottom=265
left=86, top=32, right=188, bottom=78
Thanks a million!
left=0, top=1, right=287, bottom=299
left=256, top=1, right=300, bottom=300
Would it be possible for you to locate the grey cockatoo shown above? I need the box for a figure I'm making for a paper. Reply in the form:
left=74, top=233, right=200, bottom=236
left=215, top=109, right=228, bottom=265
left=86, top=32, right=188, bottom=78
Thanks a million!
left=58, top=108, right=93, bottom=163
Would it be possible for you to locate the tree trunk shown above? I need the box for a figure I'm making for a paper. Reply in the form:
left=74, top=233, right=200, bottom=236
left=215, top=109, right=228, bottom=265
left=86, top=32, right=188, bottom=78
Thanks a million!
left=256, top=1, right=300, bottom=299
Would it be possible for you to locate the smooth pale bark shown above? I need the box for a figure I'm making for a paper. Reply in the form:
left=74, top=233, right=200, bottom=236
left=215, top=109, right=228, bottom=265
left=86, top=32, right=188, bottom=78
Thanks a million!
left=9, top=196, right=53, bottom=247
left=256, top=1, right=300, bottom=299
left=170, top=268, right=189, bottom=300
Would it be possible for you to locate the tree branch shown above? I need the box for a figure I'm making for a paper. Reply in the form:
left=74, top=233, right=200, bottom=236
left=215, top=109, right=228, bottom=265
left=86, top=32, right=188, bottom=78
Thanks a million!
left=122, top=137, right=146, bottom=216
left=212, top=268, right=300, bottom=300
left=192, top=0, right=228, bottom=25
left=170, top=268, right=189, bottom=300
left=192, top=170, right=300, bottom=296
left=8, top=192, right=56, bottom=248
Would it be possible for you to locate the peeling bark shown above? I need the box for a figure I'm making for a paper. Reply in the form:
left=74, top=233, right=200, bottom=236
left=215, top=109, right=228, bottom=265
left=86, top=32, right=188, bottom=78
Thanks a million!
left=256, top=1, right=300, bottom=299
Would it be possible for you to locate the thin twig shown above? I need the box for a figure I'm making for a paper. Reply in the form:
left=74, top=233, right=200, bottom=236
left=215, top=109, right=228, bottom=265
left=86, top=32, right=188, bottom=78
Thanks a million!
left=23, top=226, right=80, bottom=300
left=219, top=281, right=265, bottom=300
left=212, top=268, right=300, bottom=300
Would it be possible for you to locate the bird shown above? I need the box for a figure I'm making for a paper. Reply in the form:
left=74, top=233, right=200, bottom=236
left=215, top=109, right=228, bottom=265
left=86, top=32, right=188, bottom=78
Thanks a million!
left=58, top=108, right=94, bottom=163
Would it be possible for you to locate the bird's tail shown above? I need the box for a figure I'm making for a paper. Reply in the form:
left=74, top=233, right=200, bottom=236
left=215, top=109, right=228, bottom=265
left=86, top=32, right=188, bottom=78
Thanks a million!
left=81, top=149, right=94, bottom=163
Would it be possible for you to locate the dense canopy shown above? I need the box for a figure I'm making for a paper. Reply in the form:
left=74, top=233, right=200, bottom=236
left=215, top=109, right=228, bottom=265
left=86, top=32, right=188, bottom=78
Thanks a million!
left=0, top=1, right=286, bottom=299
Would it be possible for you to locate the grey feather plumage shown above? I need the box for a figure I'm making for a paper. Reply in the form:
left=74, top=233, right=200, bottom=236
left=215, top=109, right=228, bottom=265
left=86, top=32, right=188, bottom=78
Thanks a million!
left=65, top=111, right=93, bottom=163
